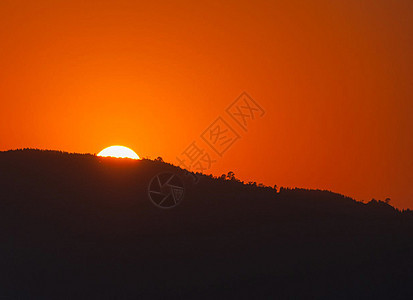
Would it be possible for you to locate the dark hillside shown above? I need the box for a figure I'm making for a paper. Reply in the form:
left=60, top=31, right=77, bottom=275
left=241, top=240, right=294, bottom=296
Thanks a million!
left=1, top=149, right=413, bottom=299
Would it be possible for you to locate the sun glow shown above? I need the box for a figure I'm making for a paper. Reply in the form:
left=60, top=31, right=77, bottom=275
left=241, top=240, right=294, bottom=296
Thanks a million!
left=97, top=146, right=140, bottom=159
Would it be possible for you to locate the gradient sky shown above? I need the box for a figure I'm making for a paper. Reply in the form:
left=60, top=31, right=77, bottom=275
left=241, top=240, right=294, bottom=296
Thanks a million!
left=1, top=0, right=412, bottom=208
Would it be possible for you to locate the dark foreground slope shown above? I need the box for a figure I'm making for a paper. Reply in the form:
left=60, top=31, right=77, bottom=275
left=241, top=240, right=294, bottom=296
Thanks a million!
left=1, top=149, right=413, bottom=299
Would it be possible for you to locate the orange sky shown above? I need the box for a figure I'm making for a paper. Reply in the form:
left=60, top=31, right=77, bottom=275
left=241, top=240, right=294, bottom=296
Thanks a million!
left=1, top=0, right=412, bottom=208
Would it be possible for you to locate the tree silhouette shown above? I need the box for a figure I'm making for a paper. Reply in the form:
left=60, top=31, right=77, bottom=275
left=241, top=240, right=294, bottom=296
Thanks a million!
left=227, top=171, right=235, bottom=181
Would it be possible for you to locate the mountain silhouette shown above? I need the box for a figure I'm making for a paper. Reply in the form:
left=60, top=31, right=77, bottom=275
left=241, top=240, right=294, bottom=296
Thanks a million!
left=1, top=149, right=413, bottom=299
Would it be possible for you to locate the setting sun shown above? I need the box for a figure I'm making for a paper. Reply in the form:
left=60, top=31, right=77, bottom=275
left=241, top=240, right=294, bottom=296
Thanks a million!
left=97, top=146, right=140, bottom=159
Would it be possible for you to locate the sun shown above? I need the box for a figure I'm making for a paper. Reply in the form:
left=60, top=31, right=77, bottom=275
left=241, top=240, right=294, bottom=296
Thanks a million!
left=97, top=146, right=140, bottom=159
